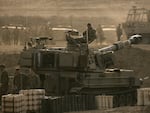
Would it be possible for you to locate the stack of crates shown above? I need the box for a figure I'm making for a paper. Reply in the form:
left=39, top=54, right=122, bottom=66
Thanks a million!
left=95, top=95, right=113, bottom=109
left=2, top=94, right=26, bottom=113
left=137, top=88, right=150, bottom=106
left=19, top=89, right=45, bottom=112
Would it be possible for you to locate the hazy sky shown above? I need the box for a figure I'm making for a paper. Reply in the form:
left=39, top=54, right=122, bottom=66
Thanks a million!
left=0, top=0, right=149, bottom=17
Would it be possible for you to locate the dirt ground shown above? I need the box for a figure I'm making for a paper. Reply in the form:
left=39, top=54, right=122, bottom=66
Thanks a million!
left=114, top=44, right=150, bottom=87
left=67, top=106, right=150, bottom=113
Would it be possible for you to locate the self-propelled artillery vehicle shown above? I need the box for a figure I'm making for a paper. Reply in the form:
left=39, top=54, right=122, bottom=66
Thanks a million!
left=19, top=33, right=142, bottom=107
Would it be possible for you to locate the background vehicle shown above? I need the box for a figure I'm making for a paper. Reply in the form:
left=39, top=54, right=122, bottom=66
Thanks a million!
left=122, top=6, right=150, bottom=44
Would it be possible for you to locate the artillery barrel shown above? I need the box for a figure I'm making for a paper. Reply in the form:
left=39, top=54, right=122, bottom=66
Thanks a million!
left=98, top=34, right=142, bottom=53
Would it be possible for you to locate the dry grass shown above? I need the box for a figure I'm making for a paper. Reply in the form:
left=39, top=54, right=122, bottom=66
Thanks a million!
left=0, top=45, right=23, bottom=54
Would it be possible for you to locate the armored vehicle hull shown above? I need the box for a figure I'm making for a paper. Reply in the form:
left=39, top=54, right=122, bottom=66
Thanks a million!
left=19, top=33, right=142, bottom=107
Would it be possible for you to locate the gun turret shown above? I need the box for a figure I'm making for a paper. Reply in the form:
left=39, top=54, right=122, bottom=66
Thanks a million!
left=92, top=35, right=142, bottom=69
left=97, top=34, right=142, bottom=53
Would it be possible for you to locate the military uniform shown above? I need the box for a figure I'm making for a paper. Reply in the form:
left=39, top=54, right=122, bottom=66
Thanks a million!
left=0, top=69, right=9, bottom=95
left=96, top=24, right=105, bottom=44
left=116, top=24, right=122, bottom=41
left=83, top=23, right=97, bottom=43
left=13, top=69, right=29, bottom=93
left=0, top=64, right=9, bottom=103
left=13, top=26, right=19, bottom=45
left=28, top=71, right=41, bottom=89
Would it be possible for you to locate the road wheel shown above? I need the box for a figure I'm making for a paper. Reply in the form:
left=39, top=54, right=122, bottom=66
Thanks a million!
left=127, top=94, right=132, bottom=106
left=119, top=95, right=126, bottom=106
left=113, top=95, right=119, bottom=107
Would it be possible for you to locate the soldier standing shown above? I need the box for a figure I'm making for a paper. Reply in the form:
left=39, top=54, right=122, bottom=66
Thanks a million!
left=13, top=67, right=29, bottom=93
left=28, top=68, right=40, bottom=89
left=0, top=64, right=9, bottom=98
left=19, top=27, right=25, bottom=45
left=116, top=24, right=122, bottom=41
left=148, top=10, right=150, bottom=22
left=96, top=24, right=105, bottom=45
left=2, top=27, right=11, bottom=45
left=0, top=27, right=2, bottom=45
left=13, top=26, right=19, bottom=45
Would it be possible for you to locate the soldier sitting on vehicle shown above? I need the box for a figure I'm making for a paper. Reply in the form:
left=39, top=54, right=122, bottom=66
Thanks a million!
left=83, top=23, right=97, bottom=43
left=66, top=23, right=97, bottom=45
left=66, top=30, right=84, bottom=45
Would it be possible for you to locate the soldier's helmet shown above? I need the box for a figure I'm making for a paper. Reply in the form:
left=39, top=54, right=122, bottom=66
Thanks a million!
left=15, top=66, right=20, bottom=70
left=87, top=23, right=92, bottom=29
left=87, top=23, right=91, bottom=26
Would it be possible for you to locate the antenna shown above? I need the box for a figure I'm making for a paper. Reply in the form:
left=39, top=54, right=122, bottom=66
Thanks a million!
left=86, top=28, right=89, bottom=45
left=55, top=0, right=61, bottom=25
left=70, top=15, right=73, bottom=31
